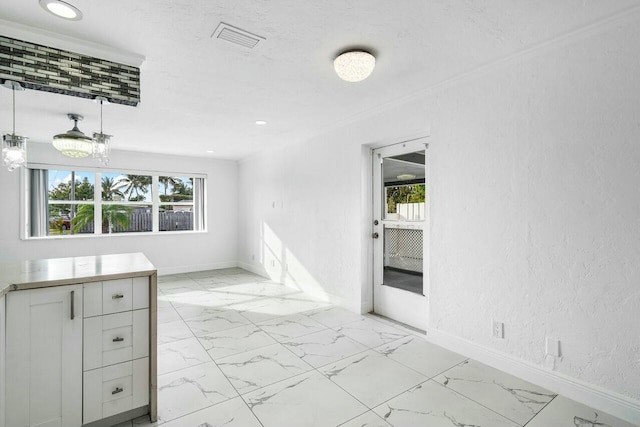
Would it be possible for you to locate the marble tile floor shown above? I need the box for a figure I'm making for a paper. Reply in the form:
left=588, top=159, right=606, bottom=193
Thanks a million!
left=113, top=268, right=635, bottom=427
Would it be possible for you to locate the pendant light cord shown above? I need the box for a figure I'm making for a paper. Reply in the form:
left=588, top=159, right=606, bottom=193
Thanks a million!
left=100, top=100, right=103, bottom=133
left=12, top=86, right=16, bottom=135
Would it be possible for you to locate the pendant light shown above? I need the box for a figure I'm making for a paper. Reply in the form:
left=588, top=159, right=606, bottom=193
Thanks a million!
left=2, top=80, right=28, bottom=172
left=53, top=113, right=93, bottom=158
left=92, top=96, right=111, bottom=164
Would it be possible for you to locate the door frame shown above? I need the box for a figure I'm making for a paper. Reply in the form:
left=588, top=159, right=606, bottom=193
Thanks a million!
left=370, top=137, right=430, bottom=330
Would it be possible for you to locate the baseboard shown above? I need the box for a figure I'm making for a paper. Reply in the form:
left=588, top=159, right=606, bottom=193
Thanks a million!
left=237, top=261, right=268, bottom=277
left=157, top=261, right=238, bottom=276
left=426, top=328, right=640, bottom=425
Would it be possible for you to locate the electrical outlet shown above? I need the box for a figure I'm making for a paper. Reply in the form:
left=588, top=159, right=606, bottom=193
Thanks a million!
left=492, top=321, right=504, bottom=339
left=251, top=254, right=255, bottom=261
left=270, top=259, right=275, bottom=267
left=546, top=337, right=561, bottom=357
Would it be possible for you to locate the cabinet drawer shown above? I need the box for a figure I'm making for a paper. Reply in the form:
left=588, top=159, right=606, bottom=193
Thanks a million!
left=83, top=357, right=149, bottom=424
left=84, top=278, right=149, bottom=318
left=84, top=309, right=149, bottom=371
left=103, top=279, right=133, bottom=314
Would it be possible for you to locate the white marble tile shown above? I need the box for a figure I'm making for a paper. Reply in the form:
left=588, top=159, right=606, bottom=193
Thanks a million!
left=197, top=324, right=277, bottom=360
left=231, top=297, right=300, bottom=323
left=157, top=337, right=211, bottom=375
left=257, top=313, right=327, bottom=341
left=282, top=329, right=368, bottom=368
left=525, top=395, right=637, bottom=427
left=161, top=397, right=261, bottom=427
left=217, top=343, right=312, bottom=393
left=216, top=281, right=300, bottom=297
left=339, top=411, right=391, bottom=427
left=306, top=306, right=365, bottom=328
left=433, top=359, right=556, bottom=425
left=375, top=335, right=467, bottom=378
left=157, top=362, right=237, bottom=422
left=157, top=319, right=193, bottom=344
left=334, top=317, right=409, bottom=348
left=243, top=370, right=368, bottom=427
left=178, top=307, right=251, bottom=336
left=156, top=306, right=182, bottom=324
left=373, top=380, right=518, bottom=427
left=319, top=350, right=427, bottom=408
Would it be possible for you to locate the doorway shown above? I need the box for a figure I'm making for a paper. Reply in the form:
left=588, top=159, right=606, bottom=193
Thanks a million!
left=372, top=138, right=428, bottom=331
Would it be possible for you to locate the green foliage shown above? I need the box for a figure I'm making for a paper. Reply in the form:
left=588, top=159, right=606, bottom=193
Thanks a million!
left=172, top=178, right=193, bottom=196
left=72, top=204, right=132, bottom=234
left=115, top=175, right=152, bottom=201
left=102, top=176, right=124, bottom=201
left=49, top=177, right=94, bottom=201
left=386, top=184, right=426, bottom=214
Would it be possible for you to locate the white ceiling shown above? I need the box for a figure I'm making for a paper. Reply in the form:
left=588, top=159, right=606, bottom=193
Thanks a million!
left=1, top=0, right=639, bottom=160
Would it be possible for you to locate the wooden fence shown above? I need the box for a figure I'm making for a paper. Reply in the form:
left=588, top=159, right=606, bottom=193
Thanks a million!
left=70, top=211, right=193, bottom=234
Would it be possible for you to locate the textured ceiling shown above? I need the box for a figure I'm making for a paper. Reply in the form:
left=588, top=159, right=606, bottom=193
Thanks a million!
left=1, top=0, right=639, bottom=160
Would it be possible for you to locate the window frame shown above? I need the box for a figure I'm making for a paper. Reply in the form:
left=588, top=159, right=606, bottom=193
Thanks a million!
left=22, top=163, right=207, bottom=240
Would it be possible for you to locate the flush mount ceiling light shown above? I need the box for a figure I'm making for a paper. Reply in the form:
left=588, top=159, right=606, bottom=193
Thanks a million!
left=92, top=97, right=112, bottom=164
left=53, top=114, right=93, bottom=158
left=255, top=120, right=267, bottom=125
left=2, top=80, right=28, bottom=172
left=39, top=0, right=83, bottom=20
left=397, top=174, right=417, bottom=181
left=334, top=50, right=376, bottom=82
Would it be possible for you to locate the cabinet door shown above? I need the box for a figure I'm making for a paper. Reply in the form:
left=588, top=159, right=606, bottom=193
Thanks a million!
left=6, top=286, right=83, bottom=427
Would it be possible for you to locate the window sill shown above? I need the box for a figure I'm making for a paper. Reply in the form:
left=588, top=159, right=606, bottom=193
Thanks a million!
left=25, top=229, right=208, bottom=241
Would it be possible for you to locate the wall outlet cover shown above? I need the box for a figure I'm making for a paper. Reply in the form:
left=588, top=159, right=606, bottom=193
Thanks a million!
left=492, top=321, right=504, bottom=339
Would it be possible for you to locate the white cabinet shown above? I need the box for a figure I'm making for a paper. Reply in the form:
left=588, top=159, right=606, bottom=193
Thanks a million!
left=0, top=253, right=158, bottom=426
left=5, top=285, right=83, bottom=427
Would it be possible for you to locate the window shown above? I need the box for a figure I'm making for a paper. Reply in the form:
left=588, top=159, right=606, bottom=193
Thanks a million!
left=27, top=167, right=206, bottom=238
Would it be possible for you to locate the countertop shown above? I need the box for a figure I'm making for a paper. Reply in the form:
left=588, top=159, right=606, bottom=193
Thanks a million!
left=0, top=252, right=156, bottom=297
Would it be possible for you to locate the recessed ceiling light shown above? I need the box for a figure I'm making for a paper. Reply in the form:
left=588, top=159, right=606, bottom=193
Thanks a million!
left=206, top=150, right=215, bottom=153
left=39, top=0, right=83, bottom=20
left=334, top=50, right=376, bottom=82
left=255, top=120, right=267, bottom=125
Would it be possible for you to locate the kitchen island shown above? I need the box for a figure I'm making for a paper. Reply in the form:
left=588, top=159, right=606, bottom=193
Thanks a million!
left=0, top=253, right=158, bottom=427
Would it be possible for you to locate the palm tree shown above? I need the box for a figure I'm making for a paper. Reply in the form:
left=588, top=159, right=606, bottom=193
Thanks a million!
left=102, top=176, right=124, bottom=201
left=159, top=176, right=180, bottom=195
left=72, top=205, right=131, bottom=234
left=114, top=175, right=152, bottom=201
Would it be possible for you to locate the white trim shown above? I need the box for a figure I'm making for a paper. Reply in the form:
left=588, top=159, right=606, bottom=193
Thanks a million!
left=426, top=328, right=640, bottom=425
left=0, top=296, right=5, bottom=427
left=26, top=162, right=208, bottom=179
left=157, top=261, right=238, bottom=276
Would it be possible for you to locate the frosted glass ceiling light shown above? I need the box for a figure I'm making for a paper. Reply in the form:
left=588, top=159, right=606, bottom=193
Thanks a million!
left=39, top=0, right=83, bottom=20
left=93, top=97, right=112, bottom=164
left=53, top=114, right=93, bottom=158
left=2, top=80, right=28, bottom=172
left=334, top=50, right=376, bottom=82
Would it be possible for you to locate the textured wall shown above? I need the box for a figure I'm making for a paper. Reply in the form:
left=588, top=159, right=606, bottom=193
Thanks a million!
left=238, top=19, right=640, bottom=400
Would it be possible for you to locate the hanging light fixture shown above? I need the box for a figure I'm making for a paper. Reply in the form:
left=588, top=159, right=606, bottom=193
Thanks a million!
left=334, top=50, right=376, bottom=82
left=93, top=96, right=112, bottom=164
left=52, top=113, right=93, bottom=158
left=2, top=80, right=28, bottom=172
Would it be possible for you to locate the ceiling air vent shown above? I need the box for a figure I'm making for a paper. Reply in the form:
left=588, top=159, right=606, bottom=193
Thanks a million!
left=212, top=22, right=265, bottom=49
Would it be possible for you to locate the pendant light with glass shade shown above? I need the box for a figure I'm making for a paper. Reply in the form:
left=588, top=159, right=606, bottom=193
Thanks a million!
left=2, top=80, right=28, bottom=172
left=93, top=96, right=111, bottom=164
left=52, top=113, right=94, bottom=158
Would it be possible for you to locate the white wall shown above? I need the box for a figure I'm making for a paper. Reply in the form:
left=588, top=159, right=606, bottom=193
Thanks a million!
left=0, top=144, right=238, bottom=275
left=238, top=16, right=640, bottom=409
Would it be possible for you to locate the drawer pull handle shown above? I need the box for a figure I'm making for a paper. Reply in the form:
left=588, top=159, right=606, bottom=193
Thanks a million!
left=112, top=294, right=124, bottom=299
left=112, top=387, right=123, bottom=395
left=113, top=337, right=124, bottom=342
